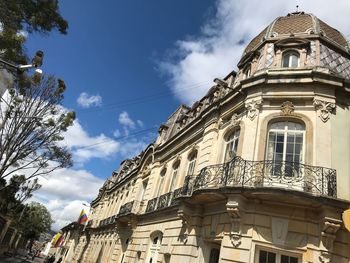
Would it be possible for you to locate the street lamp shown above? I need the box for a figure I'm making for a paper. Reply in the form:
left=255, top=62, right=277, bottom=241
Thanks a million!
left=0, top=50, right=44, bottom=74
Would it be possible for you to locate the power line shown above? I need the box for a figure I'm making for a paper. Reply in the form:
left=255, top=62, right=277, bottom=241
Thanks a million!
left=69, top=126, right=157, bottom=150
left=77, top=78, right=220, bottom=114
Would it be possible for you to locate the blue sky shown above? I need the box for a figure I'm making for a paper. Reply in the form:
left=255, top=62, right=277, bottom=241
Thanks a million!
left=24, top=0, right=350, bottom=230
left=26, top=0, right=215, bottom=177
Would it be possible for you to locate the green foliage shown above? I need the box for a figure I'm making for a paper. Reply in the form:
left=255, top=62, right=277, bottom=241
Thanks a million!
left=0, top=0, right=68, bottom=64
left=0, top=175, right=41, bottom=215
left=16, top=202, right=53, bottom=241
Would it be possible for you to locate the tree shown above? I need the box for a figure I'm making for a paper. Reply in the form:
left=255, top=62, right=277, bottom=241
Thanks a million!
left=0, top=175, right=41, bottom=215
left=16, top=202, right=53, bottom=245
left=0, top=0, right=68, bottom=64
left=0, top=75, right=75, bottom=184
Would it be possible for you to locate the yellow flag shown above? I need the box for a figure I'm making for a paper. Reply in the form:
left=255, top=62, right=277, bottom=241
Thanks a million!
left=51, top=232, right=62, bottom=246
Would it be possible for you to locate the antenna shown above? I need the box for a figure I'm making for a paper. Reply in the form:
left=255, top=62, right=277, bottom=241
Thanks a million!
left=296, top=5, right=299, bottom=12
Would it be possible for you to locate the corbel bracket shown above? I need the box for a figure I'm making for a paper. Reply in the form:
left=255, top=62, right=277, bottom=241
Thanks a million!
left=319, top=217, right=341, bottom=263
left=226, top=200, right=243, bottom=248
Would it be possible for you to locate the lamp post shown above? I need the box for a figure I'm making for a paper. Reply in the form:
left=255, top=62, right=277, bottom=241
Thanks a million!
left=0, top=50, right=44, bottom=73
left=0, top=50, right=44, bottom=96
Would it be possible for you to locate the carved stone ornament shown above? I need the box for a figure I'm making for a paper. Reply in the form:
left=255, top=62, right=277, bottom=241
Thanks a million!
left=319, top=217, right=341, bottom=263
left=177, top=209, right=190, bottom=244
left=245, top=99, right=263, bottom=121
left=231, top=113, right=241, bottom=126
left=226, top=201, right=242, bottom=248
left=313, top=99, right=336, bottom=122
left=280, top=101, right=294, bottom=115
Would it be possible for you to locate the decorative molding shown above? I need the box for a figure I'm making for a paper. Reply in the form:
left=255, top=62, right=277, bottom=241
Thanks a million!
left=226, top=200, right=242, bottom=248
left=280, top=101, right=294, bottom=115
left=319, top=217, right=341, bottom=263
left=245, top=99, right=263, bottom=121
left=231, top=113, right=242, bottom=126
left=177, top=208, right=190, bottom=244
left=313, top=99, right=335, bottom=122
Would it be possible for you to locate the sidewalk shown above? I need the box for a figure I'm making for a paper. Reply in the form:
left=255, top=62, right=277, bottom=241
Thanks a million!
left=0, top=254, right=45, bottom=263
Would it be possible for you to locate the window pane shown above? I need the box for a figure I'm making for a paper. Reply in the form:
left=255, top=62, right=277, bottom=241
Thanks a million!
left=277, top=134, right=284, bottom=142
left=276, top=143, right=284, bottom=153
left=259, top=251, right=267, bottom=263
left=290, top=55, right=299, bottom=67
left=281, top=255, right=289, bottom=263
left=295, top=134, right=303, bottom=143
left=290, top=257, right=298, bottom=263
left=209, top=248, right=220, bottom=263
left=267, top=252, right=276, bottom=263
left=283, top=55, right=290, bottom=67
left=286, top=143, right=294, bottom=154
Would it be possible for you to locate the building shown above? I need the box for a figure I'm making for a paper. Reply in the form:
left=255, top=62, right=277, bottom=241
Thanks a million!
left=67, top=12, right=350, bottom=263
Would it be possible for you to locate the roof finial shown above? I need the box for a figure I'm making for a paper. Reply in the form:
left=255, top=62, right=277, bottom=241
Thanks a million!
left=296, top=5, right=299, bottom=12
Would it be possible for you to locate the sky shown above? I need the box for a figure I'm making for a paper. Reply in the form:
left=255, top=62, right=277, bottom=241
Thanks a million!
left=23, top=0, right=350, bottom=230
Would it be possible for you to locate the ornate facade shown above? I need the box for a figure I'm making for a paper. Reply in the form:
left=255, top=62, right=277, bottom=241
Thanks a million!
left=60, top=12, right=350, bottom=263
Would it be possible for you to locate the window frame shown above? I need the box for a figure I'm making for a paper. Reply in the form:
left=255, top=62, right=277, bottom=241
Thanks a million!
left=169, top=161, right=180, bottom=192
left=224, top=129, right=240, bottom=162
left=254, top=247, right=301, bottom=263
left=265, top=121, right=306, bottom=178
left=282, top=51, right=300, bottom=68
left=156, top=168, right=167, bottom=197
left=186, top=151, right=197, bottom=176
left=265, top=121, right=305, bottom=164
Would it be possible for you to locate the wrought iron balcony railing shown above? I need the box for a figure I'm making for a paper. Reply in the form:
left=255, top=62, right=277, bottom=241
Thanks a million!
left=181, top=156, right=337, bottom=198
left=145, top=187, right=183, bottom=213
left=118, top=201, right=135, bottom=216
left=86, top=220, right=93, bottom=227
left=98, top=215, right=117, bottom=227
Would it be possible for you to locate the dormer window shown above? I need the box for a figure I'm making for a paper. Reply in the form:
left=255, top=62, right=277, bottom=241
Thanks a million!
left=282, top=51, right=300, bottom=68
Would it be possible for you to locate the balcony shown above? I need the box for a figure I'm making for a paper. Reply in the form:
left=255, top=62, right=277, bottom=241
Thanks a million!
left=118, top=201, right=135, bottom=216
left=181, top=156, right=337, bottom=198
left=98, top=215, right=117, bottom=227
left=145, top=187, right=183, bottom=213
left=86, top=220, right=93, bottom=228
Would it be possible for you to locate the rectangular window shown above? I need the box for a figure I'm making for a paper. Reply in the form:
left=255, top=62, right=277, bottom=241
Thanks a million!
left=169, top=167, right=178, bottom=192
left=257, top=249, right=299, bottom=263
left=140, top=179, right=148, bottom=201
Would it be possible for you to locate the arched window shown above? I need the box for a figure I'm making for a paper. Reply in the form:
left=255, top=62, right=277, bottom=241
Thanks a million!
left=242, top=65, right=251, bottom=79
left=169, top=161, right=180, bottom=192
left=146, top=232, right=163, bottom=263
left=187, top=151, right=197, bottom=176
left=156, top=168, right=166, bottom=197
left=224, top=129, right=240, bottom=162
left=282, top=51, right=300, bottom=68
left=266, top=121, right=305, bottom=177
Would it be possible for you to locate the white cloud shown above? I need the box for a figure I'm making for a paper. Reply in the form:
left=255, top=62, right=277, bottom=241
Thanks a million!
left=113, top=129, right=121, bottom=138
left=77, top=92, right=102, bottom=108
left=33, top=168, right=103, bottom=231
left=117, top=111, right=144, bottom=136
left=118, top=111, right=136, bottom=129
left=160, top=0, right=350, bottom=105
left=63, top=120, right=120, bottom=164
left=119, top=138, right=148, bottom=158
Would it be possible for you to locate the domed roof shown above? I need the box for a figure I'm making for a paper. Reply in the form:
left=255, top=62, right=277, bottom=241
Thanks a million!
left=244, top=12, right=349, bottom=55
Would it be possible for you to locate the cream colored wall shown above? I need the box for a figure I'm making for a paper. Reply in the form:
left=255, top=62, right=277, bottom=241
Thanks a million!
left=331, top=104, right=350, bottom=200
